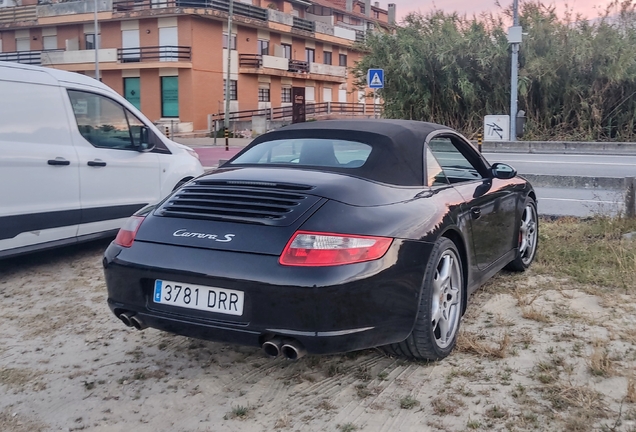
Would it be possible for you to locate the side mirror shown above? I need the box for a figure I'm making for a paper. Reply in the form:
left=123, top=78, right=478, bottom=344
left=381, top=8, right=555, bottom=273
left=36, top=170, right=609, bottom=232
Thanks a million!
left=491, top=162, right=517, bottom=179
left=133, top=126, right=155, bottom=152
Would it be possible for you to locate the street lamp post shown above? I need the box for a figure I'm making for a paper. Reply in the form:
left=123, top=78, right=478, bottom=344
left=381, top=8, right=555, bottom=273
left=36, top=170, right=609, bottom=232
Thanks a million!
left=509, top=0, right=520, bottom=142
left=224, top=0, right=234, bottom=151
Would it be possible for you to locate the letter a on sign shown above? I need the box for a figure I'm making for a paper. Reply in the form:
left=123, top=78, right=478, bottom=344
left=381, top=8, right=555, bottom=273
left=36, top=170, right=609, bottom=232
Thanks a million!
left=367, top=68, right=384, bottom=89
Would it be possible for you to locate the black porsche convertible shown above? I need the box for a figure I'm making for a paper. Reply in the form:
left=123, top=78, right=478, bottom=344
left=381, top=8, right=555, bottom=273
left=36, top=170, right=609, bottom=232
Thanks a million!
left=104, top=120, right=538, bottom=361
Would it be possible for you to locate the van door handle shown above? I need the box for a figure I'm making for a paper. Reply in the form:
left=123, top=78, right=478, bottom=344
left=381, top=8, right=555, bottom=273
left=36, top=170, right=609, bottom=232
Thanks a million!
left=87, top=160, right=107, bottom=167
left=47, top=158, right=70, bottom=166
left=470, top=206, right=482, bottom=219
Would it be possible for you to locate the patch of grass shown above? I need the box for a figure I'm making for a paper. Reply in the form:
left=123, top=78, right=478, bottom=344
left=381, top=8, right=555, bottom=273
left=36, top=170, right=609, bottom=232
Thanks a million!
left=457, top=331, right=510, bottom=358
left=535, top=216, right=636, bottom=290
left=431, top=395, right=464, bottom=415
left=377, top=371, right=389, bottom=381
left=626, top=376, right=636, bottom=403
left=485, top=405, right=508, bottom=419
left=588, top=344, right=614, bottom=377
left=521, top=307, right=552, bottom=323
left=466, top=418, right=481, bottom=429
left=337, top=423, right=357, bottom=432
left=225, top=405, right=250, bottom=420
left=399, top=395, right=419, bottom=410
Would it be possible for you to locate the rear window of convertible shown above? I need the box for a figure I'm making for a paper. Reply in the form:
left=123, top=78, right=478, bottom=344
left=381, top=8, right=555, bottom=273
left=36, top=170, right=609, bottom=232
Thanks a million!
left=229, top=139, right=372, bottom=168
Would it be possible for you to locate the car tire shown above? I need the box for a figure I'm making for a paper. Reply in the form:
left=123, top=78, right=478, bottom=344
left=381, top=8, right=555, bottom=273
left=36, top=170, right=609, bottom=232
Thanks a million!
left=506, top=198, right=538, bottom=272
left=383, top=237, right=464, bottom=361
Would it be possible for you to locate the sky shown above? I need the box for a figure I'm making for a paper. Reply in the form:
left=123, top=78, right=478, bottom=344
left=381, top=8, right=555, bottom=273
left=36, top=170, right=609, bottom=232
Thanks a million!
left=390, top=0, right=616, bottom=20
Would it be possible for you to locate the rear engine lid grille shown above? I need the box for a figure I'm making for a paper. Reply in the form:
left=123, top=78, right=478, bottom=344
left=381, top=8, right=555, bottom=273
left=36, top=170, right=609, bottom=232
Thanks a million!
left=156, top=180, right=321, bottom=226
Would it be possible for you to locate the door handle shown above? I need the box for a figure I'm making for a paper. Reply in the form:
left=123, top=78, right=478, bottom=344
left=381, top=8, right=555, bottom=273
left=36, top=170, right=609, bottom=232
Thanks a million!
left=87, top=160, right=107, bottom=167
left=47, top=158, right=70, bottom=166
left=471, top=206, right=482, bottom=219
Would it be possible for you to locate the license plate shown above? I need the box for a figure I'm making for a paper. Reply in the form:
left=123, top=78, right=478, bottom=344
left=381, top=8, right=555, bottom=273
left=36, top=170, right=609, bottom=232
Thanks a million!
left=153, top=280, right=244, bottom=316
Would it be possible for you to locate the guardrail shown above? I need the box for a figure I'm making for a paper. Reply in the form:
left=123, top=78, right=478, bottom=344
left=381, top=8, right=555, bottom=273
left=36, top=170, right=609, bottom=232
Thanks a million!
left=482, top=140, right=636, bottom=155
left=117, top=45, right=191, bottom=62
left=521, top=175, right=636, bottom=217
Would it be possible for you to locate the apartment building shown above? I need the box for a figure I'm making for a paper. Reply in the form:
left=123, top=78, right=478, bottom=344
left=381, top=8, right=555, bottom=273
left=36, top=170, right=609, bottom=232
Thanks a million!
left=0, top=0, right=396, bottom=132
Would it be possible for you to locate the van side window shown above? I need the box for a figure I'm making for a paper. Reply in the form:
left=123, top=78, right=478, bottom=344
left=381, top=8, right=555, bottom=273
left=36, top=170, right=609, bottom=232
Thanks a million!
left=68, top=90, right=142, bottom=151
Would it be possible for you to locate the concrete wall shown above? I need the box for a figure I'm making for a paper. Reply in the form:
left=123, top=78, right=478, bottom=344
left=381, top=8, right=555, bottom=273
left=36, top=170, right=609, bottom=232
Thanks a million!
left=483, top=140, right=636, bottom=155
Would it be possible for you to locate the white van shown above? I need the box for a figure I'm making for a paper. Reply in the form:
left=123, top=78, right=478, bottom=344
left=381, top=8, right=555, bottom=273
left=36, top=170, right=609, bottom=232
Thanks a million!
left=0, top=61, right=204, bottom=258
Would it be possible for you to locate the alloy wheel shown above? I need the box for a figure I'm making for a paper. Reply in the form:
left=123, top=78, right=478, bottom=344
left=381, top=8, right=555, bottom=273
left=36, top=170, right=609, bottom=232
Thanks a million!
left=430, top=250, right=462, bottom=349
left=519, top=204, right=538, bottom=266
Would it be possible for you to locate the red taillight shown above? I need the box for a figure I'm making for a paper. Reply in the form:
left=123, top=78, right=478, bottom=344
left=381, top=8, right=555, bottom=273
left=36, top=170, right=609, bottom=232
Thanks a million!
left=114, top=216, right=145, bottom=248
left=279, top=231, right=393, bottom=267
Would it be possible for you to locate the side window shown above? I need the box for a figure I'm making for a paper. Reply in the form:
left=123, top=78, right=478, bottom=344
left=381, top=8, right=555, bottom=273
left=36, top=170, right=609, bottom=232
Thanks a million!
left=428, top=136, right=483, bottom=183
left=68, top=90, right=142, bottom=151
left=425, top=148, right=449, bottom=186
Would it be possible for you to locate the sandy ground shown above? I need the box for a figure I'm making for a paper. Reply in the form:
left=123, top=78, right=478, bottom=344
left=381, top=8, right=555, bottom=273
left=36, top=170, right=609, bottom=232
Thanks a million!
left=1, top=241, right=635, bottom=432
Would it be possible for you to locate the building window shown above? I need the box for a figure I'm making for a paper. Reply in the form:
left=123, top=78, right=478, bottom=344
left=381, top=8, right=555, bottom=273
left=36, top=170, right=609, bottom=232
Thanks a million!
left=43, top=35, right=57, bottom=51
left=222, top=33, right=237, bottom=50
left=360, top=5, right=365, bottom=14
left=124, top=77, right=141, bottom=110
left=281, top=87, right=291, bottom=103
left=85, top=33, right=101, bottom=50
left=305, top=48, right=315, bottom=64
left=281, top=43, right=292, bottom=60
left=306, top=86, right=315, bottom=101
left=161, top=76, right=179, bottom=118
left=323, top=51, right=332, bottom=65
left=16, top=38, right=30, bottom=52
left=258, top=86, right=270, bottom=102
left=374, top=10, right=380, bottom=18
left=258, top=40, right=269, bottom=56
left=223, top=79, right=238, bottom=100
left=339, top=54, right=347, bottom=67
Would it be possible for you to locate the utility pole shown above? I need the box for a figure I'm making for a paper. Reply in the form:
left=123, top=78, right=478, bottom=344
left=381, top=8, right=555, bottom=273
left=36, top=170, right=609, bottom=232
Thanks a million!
left=509, top=0, right=520, bottom=142
left=224, top=0, right=234, bottom=151
left=94, top=0, right=99, bottom=80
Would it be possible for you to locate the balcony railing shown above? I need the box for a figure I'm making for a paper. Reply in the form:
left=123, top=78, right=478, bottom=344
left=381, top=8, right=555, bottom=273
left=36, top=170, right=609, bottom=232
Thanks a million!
left=288, top=59, right=308, bottom=73
left=209, top=102, right=382, bottom=122
left=0, top=5, right=37, bottom=24
left=292, top=16, right=315, bottom=33
left=0, top=49, right=62, bottom=65
left=113, top=0, right=267, bottom=20
left=239, top=53, right=262, bottom=68
left=117, top=45, right=191, bottom=62
left=355, top=30, right=366, bottom=43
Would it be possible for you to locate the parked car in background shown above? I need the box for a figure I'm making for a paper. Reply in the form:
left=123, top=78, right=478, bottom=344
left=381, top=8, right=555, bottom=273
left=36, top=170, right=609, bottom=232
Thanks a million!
left=104, top=119, right=538, bottom=361
left=0, top=62, right=204, bottom=259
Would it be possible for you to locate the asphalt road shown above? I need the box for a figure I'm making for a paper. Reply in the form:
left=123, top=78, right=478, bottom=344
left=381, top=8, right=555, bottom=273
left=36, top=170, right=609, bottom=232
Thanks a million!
left=482, top=152, right=636, bottom=178
left=482, top=152, right=632, bottom=217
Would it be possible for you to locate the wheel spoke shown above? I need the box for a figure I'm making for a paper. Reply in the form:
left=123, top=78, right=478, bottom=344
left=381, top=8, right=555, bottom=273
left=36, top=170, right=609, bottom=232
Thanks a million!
left=438, top=255, right=452, bottom=284
left=437, top=313, right=450, bottom=344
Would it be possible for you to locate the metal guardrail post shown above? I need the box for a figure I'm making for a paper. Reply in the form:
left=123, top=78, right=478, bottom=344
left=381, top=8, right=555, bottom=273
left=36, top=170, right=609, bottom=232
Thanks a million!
left=477, top=133, right=482, bottom=153
left=164, top=126, right=170, bottom=139
left=625, top=176, right=636, bottom=218
left=224, top=127, right=229, bottom=151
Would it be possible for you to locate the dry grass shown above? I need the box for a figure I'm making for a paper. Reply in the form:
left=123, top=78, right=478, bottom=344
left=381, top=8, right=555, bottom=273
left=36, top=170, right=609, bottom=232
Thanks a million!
left=627, top=376, right=636, bottom=403
left=535, top=217, right=636, bottom=290
left=521, top=307, right=552, bottom=323
left=587, top=344, right=614, bottom=377
left=457, top=332, right=510, bottom=359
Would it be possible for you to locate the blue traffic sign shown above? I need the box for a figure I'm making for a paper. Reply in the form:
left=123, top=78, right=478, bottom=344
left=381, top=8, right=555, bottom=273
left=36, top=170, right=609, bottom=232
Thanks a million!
left=367, top=68, right=384, bottom=89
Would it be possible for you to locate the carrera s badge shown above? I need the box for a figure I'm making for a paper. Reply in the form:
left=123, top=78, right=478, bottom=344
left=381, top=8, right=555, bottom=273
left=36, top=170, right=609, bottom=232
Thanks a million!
left=173, top=229, right=235, bottom=242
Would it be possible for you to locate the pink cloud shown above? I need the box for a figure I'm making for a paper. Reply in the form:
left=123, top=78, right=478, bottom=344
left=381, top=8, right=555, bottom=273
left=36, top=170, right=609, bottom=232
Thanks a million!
left=388, top=0, right=616, bottom=20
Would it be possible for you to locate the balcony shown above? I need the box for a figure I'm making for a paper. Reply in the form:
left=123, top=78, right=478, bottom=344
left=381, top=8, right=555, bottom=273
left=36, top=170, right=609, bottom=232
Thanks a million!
left=309, top=63, right=346, bottom=78
left=0, top=50, right=61, bottom=65
left=239, top=53, right=288, bottom=71
left=41, top=48, right=118, bottom=65
left=288, top=59, right=308, bottom=73
left=117, top=46, right=191, bottom=62
left=292, top=16, right=314, bottom=33
left=112, top=0, right=267, bottom=21
left=0, top=5, right=37, bottom=24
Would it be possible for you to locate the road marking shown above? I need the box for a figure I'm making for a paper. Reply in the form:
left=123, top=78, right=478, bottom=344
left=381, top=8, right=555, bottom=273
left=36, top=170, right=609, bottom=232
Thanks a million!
left=540, top=197, right=620, bottom=204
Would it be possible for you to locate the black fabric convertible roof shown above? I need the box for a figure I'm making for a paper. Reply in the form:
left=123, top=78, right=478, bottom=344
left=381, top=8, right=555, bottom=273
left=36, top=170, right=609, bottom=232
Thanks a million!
left=237, top=120, right=452, bottom=186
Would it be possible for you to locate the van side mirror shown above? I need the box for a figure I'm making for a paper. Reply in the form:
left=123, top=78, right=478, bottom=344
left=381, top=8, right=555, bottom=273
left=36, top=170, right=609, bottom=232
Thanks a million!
left=133, top=126, right=155, bottom=152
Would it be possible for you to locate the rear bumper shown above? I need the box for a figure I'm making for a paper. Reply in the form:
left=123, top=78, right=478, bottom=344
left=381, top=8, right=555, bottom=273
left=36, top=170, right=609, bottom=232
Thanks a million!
left=104, top=239, right=434, bottom=354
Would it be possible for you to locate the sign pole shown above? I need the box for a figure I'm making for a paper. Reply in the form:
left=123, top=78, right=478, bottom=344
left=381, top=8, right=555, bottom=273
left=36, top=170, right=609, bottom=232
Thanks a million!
left=510, top=0, right=519, bottom=142
left=373, top=89, right=376, bottom=119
